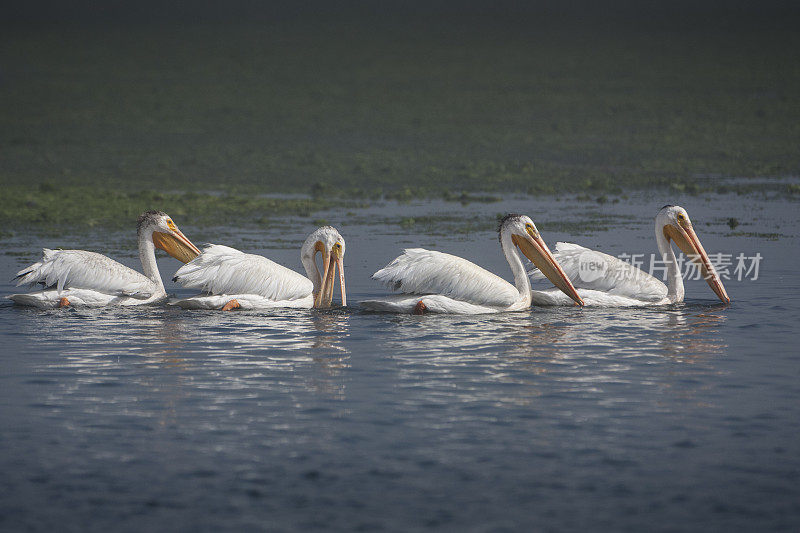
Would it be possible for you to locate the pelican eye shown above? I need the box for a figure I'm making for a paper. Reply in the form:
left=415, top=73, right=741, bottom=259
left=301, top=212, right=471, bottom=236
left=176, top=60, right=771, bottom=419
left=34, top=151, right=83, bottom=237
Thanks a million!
left=525, top=223, right=537, bottom=236
left=167, top=219, right=177, bottom=231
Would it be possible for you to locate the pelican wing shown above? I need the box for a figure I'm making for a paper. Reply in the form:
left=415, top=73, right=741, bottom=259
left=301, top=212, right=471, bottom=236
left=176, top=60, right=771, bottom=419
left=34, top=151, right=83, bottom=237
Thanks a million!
left=14, top=249, right=155, bottom=298
left=173, top=244, right=313, bottom=301
left=528, top=242, right=667, bottom=301
left=372, top=248, right=519, bottom=307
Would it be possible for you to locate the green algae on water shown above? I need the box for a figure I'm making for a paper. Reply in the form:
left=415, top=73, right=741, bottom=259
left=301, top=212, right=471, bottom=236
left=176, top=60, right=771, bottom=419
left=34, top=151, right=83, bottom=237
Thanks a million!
left=0, top=184, right=344, bottom=232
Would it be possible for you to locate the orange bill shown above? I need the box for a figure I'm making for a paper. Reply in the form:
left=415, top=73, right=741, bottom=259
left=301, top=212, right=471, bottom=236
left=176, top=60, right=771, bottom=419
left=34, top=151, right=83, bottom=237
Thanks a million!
left=514, top=230, right=585, bottom=306
left=313, top=243, right=347, bottom=308
left=663, top=223, right=730, bottom=303
left=152, top=229, right=202, bottom=263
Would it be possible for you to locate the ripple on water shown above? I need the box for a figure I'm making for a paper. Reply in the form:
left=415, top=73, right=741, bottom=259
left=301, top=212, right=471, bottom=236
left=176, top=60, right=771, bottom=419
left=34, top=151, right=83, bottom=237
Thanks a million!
left=1, top=196, right=799, bottom=531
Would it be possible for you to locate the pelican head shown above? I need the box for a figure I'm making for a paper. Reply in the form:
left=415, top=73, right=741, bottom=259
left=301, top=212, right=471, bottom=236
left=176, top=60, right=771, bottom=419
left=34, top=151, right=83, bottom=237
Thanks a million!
left=499, top=214, right=584, bottom=306
left=657, top=205, right=730, bottom=303
left=138, top=210, right=202, bottom=263
left=301, top=226, right=347, bottom=308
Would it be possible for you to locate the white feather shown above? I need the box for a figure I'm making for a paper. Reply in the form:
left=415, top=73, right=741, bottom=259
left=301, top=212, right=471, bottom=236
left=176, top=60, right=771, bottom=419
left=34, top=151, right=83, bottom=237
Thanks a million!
left=372, top=248, right=519, bottom=308
left=173, top=244, right=313, bottom=302
left=530, top=288, right=660, bottom=307
left=169, top=293, right=314, bottom=310
left=7, top=288, right=167, bottom=309
left=14, top=249, right=155, bottom=299
left=365, top=247, right=523, bottom=314
left=527, top=242, right=669, bottom=306
left=360, top=294, right=501, bottom=314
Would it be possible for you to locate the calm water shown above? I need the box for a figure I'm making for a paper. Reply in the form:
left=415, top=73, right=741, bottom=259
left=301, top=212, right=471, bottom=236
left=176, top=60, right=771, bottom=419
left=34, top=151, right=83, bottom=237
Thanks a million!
left=1, top=195, right=799, bottom=531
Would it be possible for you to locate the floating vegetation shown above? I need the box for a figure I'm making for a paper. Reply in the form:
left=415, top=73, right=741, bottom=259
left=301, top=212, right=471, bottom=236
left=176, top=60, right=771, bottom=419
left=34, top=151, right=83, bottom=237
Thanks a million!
left=2, top=24, right=798, bottom=211
left=670, top=182, right=702, bottom=195
left=729, top=231, right=784, bottom=241
left=394, top=215, right=494, bottom=235
left=0, top=185, right=345, bottom=233
left=441, top=191, right=501, bottom=205
left=2, top=23, right=799, bottom=238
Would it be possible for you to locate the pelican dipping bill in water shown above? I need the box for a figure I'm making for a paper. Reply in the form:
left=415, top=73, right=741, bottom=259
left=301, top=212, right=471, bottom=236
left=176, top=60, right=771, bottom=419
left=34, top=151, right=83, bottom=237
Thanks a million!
left=170, top=226, right=346, bottom=310
left=9, top=210, right=201, bottom=308
left=361, top=214, right=584, bottom=314
left=528, top=205, right=730, bottom=306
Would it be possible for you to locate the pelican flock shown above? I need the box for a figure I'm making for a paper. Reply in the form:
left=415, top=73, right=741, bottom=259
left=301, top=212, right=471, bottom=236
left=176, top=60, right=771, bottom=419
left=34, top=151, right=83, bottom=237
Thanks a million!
left=361, top=214, right=584, bottom=314
left=170, top=226, right=346, bottom=310
left=8, top=211, right=200, bottom=308
left=528, top=205, right=730, bottom=306
left=6, top=206, right=731, bottom=313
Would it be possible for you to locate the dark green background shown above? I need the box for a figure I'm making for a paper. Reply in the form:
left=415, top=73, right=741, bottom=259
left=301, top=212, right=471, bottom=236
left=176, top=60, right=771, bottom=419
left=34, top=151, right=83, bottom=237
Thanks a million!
left=2, top=2, right=798, bottom=227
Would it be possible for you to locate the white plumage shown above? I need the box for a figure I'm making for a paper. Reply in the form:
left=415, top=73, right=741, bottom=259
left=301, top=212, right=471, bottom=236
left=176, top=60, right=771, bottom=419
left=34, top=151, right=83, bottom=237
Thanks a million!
left=361, top=214, right=584, bottom=314
left=7, top=211, right=200, bottom=309
left=529, top=242, right=668, bottom=307
left=15, top=249, right=156, bottom=299
left=170, top=226, right=346, bottom=311
left=358, top=293, right=504, bottom=315
left=372, top=248, right=520, bottom=308
left=528, top=205, right=730, bottom=307
left=173, top=245, right=313, bottom=301
left=8, top=288, right=149, bottom=308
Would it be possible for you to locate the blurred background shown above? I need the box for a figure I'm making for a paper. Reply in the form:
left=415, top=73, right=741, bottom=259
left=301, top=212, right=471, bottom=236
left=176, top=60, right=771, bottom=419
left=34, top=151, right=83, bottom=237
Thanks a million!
left=1, top=1, right=798, bottom=227
left=2, top=7, right=800, bottom=531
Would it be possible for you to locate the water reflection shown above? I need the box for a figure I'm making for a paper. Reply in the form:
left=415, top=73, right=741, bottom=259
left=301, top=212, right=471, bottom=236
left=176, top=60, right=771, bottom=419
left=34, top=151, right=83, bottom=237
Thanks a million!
left=13, top=299, right=728, bottom=404
left=380, top=305, right=726, bottom=362
left=654, top=307, right=728, bottom=361
left=374, top=303, right=729, bottom=409
left=14, top=306, right=353, bottom=407
left=26, top=308, right=351, bottom=361
left=2, top=194, right=797, bottom=532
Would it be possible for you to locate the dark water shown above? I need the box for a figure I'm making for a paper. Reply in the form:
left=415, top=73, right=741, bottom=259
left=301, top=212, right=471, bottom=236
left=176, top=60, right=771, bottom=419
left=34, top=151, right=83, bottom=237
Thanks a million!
left=1, top=195, right=799, bottom=531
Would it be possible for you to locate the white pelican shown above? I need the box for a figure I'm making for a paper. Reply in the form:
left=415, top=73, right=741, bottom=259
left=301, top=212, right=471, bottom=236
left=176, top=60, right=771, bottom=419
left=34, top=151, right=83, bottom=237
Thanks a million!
left=360, top=214, right=584, bottom=314
left=8, top=211, right=201, bottom=309
left=170, top=226, right=346, bottom=310
left=528, top=205, right=730, bottom=306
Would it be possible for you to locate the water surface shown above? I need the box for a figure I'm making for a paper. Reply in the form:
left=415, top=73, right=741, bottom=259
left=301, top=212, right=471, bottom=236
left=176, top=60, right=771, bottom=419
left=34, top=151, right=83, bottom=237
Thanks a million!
left=1, top=195, right=799, bottom=531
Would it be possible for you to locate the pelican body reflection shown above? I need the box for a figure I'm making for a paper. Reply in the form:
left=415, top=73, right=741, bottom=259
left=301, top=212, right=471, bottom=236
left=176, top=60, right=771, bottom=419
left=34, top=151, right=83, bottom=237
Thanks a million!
left=372, top=304, right=728, bottom=409
left=15, top=307, right=353, bottom=411
left=12, top=294, right=729, bottom=413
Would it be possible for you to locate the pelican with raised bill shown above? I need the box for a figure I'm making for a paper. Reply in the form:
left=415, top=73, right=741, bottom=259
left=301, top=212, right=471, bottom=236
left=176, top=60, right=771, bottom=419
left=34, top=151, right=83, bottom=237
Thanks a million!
left=360, top=214, right=584, bottom=314
left=169, top=226, right=346, bottom=310
left=528, top=205, right=731, bottom=306
left=8, top=211, right=201, bottom=309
